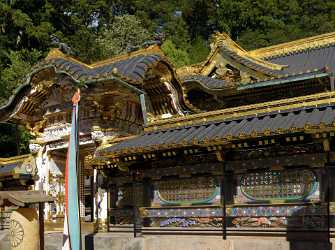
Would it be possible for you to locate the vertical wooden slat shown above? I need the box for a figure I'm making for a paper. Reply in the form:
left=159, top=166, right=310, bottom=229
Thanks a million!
left=222, top=162, right=227, bottom=240
left=132, top=173, right=137, bottom=238
left=39, top=203, right=45, bottom=250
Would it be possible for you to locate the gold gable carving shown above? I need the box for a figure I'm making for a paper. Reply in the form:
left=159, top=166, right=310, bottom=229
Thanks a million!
left=249, top=31, right=335, bottom=58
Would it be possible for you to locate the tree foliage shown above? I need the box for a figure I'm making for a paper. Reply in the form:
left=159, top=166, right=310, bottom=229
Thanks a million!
left=0, top=49, right=42, bottom=103
left=161, top=40, right=190, bottom=67
left=96, top=15, right=152, bottom=58
left=0, top=0, right=334, bottom=156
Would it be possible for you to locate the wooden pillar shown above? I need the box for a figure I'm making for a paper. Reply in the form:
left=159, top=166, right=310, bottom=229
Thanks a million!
left=324, top=140, right=332, bottom=244
left=132, top=173, right=137, bottom=238
left=222, top=162, right=227, bottom=240
left=326, top=163, right=331, bottom=244
left=217, top=150, right=227, bottom=240
left=106, top=184, right=111, bottom=232
left=325, top=151, right=335, bottom=244
left=39, top=203, right=45, bottom=250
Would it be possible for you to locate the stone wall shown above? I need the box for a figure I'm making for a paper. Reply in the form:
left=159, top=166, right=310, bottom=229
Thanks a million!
left=22, top=232, right=335, bottom=250
left=1, top=231, right=334, bottom=250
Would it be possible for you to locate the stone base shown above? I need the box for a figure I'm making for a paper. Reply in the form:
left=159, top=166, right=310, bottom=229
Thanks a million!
left=0, top=231, right=334, bottom=250
left=86, top=234, right=333, bottom=250
left=48, top=233, right=334, bottom=250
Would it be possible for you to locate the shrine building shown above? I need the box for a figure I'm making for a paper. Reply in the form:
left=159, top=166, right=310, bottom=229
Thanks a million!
left=1, top=31, right=335, bottom=246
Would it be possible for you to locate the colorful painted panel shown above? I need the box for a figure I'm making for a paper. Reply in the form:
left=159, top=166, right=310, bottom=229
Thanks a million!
left=141, top=205, right=326, bottom=219
left=227, top=205, right=327, bottom=217
left=239, top=170, right=318, bottom=202
left=153, top=177, right=220, bottom=206
left=141, top=207, right=222, bottom=218
left=151, top=217, right=223, bottom=227
left=140, top=205, right=327, bottom=229
left=229, top=205, right=327, bottom=229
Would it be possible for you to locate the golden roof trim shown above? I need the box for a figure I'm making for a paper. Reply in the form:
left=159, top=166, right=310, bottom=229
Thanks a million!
left=212, top=33, right=285, bottom=71
left=146, top=91, right=335, bottom=131
left=46, top=45, right=164, bottom=69
left=193, top=33, right=285, bottom=75
left=249, top=31, right=335, bottom=58
left=176, top=63, right=203, bottom=77
left=0, top=154, right=32, bottom=165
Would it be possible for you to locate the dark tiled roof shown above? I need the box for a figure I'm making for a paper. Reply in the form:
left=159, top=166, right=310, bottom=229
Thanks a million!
left=268, top=44, right=335, bottom=74
left=182, top=75, right=228, bottom=89
left=0, top=53, right=175, bottom=122
left=50, top=54, right=162, bottom=82
left=220, top=47, right=283, bottom=76
left=98, top=105, right=335, bottom=156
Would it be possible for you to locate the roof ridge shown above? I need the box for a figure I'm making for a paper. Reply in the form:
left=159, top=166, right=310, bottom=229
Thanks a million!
left=210, top=33, right=286, bottom=71
left=46, top=45, right=164, bottom=69
left=249, top=31, right=335, bottom=59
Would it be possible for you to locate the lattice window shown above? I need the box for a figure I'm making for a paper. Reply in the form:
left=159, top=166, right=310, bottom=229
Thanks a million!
left=156, top=177, right=219, bottom=204
left=240, top=170, right=317, bottom=201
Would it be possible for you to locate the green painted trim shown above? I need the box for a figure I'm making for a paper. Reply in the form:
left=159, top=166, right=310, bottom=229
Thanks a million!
left=239, top=170, right=319, bottom=202
left=238, top=72, right=329, bottom=90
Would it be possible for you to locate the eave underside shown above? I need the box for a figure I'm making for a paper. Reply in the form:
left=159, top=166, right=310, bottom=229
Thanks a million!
left=96, top=92, right=335, bottom=161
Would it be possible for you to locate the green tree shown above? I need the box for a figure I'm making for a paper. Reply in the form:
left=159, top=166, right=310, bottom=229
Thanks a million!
left=163, top=16, right=191, bottom=50
left=96, top=15, right=152, bottom=58
left=0, top=49, right=42, bottom=103
left=0, top=123, right=31, bottom=157
left=161, top=39, right=190, bottom=67
left=188, top=36, right=210, bottom=64
left=0, top=0, right=335, bottom=157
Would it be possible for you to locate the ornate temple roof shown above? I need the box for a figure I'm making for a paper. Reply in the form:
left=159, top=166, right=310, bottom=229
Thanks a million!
left=249, top=31, right=335, bottom=59
left=177, top=32, right=286, bottom=78
left=268, top=44, right=335, bottom=74
left=181, top=75, right=229, bottom=90
left=96, top=92, right=335, bottom=158
left=1, top=31, right=335, bottom=126
left=217, top=46, right=283, bottom=76
left=97, top=104, right=335, bottom=157
left=0, top=45, right=190, bottom=123
left=250, top=32, right=335, bottom=76
left=45, top=47, right=167, bottom=84
left=178, top=32, right=335, bottom=92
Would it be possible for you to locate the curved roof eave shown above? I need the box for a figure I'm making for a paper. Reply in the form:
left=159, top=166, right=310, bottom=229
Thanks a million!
left=0, top=49, right=193, bottom=122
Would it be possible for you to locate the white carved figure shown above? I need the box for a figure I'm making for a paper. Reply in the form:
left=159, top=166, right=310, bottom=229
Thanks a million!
left=29, top=143, right=42, bottom=154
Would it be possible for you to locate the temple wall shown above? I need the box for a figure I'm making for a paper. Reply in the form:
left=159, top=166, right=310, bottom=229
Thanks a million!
left=106, top=150, right=332, bottom=232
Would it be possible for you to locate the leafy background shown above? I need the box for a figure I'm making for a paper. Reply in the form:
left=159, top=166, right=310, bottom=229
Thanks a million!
left=1, top=0, right=334, bottom=156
